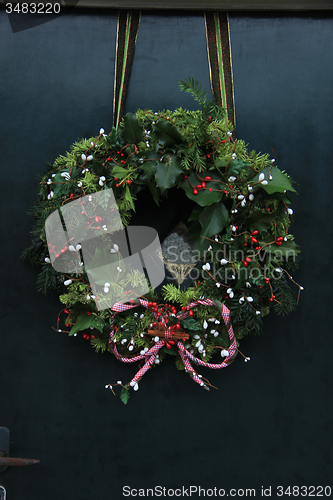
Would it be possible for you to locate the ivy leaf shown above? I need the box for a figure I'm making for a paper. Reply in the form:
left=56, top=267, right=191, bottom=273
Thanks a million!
left=180, top=317, right=202, bottom=331
left=253, top=167, right=297, bottom=194
left=259, top=236, right=301, bottom=258
left=120, top=387, right=130, bottom=405
left=69, top=313, right=105, bottom=336
left=154, top=154, right=183, bottom=192
left=180, top=172, right=223, bottom=207
left=199, top=202, right=229, bottom=238
left=245, top=209, right=276, bottom=233
left=122, top=113, right=144, bottom=144
left=152, top=120, right=183, bottom=148
left=112, top=166, right=128, bottom=179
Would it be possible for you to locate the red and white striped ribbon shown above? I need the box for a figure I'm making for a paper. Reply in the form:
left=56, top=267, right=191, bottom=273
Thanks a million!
left=108, top=298, right=237, bottom=391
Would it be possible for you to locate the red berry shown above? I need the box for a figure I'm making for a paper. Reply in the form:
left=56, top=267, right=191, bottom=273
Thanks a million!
left=251, top=230, right=259, bottom=236
left=196, top=184, right=202, bottom=189
left=87, top=311, right=91, bottom=316
left=244, top=261, right=248, bottom=267
left=183, top=175, right=187, bottom=180
left=153, top=302, right=157, bottom=307
left=126, top=179, right=132, bottom=184
left=209, top=188, right=212, bottom=192
left=114, top=177, right=118, bottom=181
left=189, top=310, right=193, bottom=316
left=204, top=176, right=211, bottom=181
left=152, top=322, right=157, bottom=327
left=168, top=340, right=175, bottom=345
left=276, top=241, right=282, bottom=246
left=55, top=253, right=60, bottom=258
left=276, top=236, right=283, bottom=242
left=64, top=309, right=70, bottom=314
left=251, top=237, right=258, bottom=243
left=116, top=183, right=119, bottom=188
left=245, top=257, right=251, bottom=263
left=221, top=140, right=226, bottom=143
left=60, top=249, right=65, bottom=253
left=166, top=342, right=171, bottom=349
left=193, top=189, right=198, bottom=195
left=201, top=182, right=206, bottom=188
left=229, top=185, right=233, bottom=189
left=175, top=323, right=181, bottom=330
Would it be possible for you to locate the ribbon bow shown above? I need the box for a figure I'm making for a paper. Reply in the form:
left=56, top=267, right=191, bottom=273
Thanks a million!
left=109, top=298, right=237, bottom=391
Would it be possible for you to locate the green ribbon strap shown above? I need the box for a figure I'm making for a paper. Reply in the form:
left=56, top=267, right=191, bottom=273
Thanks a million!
left=204, top=11, right=235, bottom=127
left=113, top=10, right=141, bottom=129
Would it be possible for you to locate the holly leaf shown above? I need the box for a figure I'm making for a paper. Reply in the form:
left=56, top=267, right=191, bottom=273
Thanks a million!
left=120, top=387, right=130, bottom=405
left=253, top=167, right=297, bottom=194
left=122, top=113, right=144, bottom=144
left=125, top=185, right=135, bottom=211
left=199, top=202, right=229, bottom=238
left=152, top=120, right=183, bottom=148
left=154, top=154, right=183, bottom=192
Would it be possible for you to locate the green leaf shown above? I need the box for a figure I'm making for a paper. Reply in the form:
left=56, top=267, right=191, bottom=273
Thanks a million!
left=147, top=180, right=160, bottom=206
left=253, top=167, right=297, bottom=194
left=112, top=166, right=128, bottom=179
left=152, top=120, right=183, bottom=148
left=180, top=317, right=202, bottom=331
left=154, top=154, right=183, bottom=192
left=69, top=313, right=105, bottom=336
left=245, top=210, right=276, bottom=233
left=260, top=236, right=301, bottom=258
left=105, top=127, right=119, bottom=147
left=199, top=202, right=229, bottom=238
left=175, top=357, right=185, bottom=370
left=85, top=248, right=121, bottom=285
left=92, top=159, right=107, bottom=177
left=125, top=185, right=135, bottom=211
left=141, top=162, right=157, bottom=182
left=98, top=188, right=111, bottom=210
left=215, top=158, right=248, bottom=176
left=122, top=113, right=144, bottom=144
left=188, top=223, right=209, bottom=255
left=120, top=387, right=130, bottom=405
left=180, top=172, right=223, bottom=207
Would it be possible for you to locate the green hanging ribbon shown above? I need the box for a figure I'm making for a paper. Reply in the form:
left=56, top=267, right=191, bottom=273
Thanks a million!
left=204, top=11, right=235, bottom=127
left=113, top=10, right=141, bottom=129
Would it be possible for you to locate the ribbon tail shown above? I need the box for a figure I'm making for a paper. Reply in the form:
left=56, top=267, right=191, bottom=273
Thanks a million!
left=178, top=342, right=210, bottom=391
left=129, top=341, right=164, bottom=387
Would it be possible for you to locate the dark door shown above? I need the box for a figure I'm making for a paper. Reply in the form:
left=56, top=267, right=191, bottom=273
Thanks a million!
left=0, top=7, right=332, bottom=499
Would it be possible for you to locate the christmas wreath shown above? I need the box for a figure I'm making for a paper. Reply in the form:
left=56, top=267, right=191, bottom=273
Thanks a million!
left=24, top=79, right=302, bottom=403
